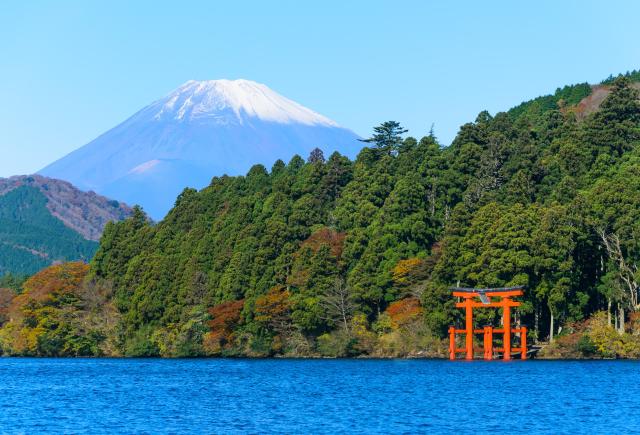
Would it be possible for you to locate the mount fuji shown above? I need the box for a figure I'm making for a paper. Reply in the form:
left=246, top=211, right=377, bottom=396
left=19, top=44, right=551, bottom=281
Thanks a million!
left=40, top=79, right=361, bottom=219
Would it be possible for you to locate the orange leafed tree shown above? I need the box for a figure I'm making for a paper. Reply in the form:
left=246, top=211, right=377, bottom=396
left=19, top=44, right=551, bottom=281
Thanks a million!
left=254, top=285, right=292, bottom=334
left=385, top=297, right=424, bottom=329
left=2, top=262, right=90, bottom=355
left=8, top=262, right=89, bottom=319
left=203, top=299, right=244, bottom=353
left=21, top=262, right=89, bottom=303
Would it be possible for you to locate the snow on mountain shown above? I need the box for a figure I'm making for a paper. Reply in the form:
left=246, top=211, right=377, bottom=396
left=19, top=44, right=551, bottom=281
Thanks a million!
left=40, top=79, right=361, bottom=219
left=151, top=79, right=339, bottom=126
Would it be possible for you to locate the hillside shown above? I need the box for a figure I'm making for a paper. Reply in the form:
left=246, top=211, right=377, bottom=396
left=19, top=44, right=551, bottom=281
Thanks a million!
left=572, top=82, right=640, bottom=120
left=0, top=176, right=132, bottom=276
left=1, top=75, right=639, bottom=358
left=507, top=69, right=640, bottom=122
left=40, top=79, right=361, bottom=219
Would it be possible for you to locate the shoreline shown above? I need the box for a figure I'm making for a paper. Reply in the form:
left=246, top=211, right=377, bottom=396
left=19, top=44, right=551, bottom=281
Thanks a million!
left=0, top=354, right=629, bottom=361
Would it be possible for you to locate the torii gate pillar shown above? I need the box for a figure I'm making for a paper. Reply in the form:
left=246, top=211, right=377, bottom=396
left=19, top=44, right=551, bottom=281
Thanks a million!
left=464, top=297, right=473, bottom=360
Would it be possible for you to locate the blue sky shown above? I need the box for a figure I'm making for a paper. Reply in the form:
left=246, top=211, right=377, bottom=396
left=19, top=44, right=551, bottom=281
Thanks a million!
left=1, top=0, right=639, bottom=177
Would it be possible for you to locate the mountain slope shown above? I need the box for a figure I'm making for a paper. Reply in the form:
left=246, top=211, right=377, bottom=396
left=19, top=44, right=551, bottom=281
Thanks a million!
left=0, top=176, right=133, bottom=275
left=40, top=79, right=362, bottom=219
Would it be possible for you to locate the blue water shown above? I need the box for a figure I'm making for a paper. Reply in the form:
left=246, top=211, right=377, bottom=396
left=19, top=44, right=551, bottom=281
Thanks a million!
left=0, top=358, right=637, bottom=433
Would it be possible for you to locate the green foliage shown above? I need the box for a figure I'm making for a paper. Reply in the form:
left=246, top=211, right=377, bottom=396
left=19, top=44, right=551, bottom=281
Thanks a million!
left=576, top=334, right=597, bottom=356
left=125, top=326, right=160, bottom=357
left=508, top=83, right=592, bottom=124
left=601, top=69, right=640, bottom=85
left=317, top=331, right=359, bottom=357
left=358, top=121, right=408, bottom=156
left=0, top=274, right=27, bottom=293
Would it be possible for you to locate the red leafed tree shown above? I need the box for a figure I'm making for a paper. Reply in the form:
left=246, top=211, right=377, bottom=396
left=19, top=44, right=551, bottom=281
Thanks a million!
left=203, top=299, right=244, bottom=353
left=385, top=297, right=424, bottom=329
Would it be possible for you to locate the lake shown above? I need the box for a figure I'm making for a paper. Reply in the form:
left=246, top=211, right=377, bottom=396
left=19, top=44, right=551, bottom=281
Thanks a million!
left=0, top=358, right=637, bottom=433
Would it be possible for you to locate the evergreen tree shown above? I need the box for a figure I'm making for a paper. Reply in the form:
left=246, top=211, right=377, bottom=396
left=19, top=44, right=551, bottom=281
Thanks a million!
left=359, top=121, right=408, bottom=156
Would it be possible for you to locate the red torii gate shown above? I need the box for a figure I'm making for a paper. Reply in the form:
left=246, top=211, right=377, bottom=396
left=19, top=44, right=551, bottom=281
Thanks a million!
left=448, top=287, right=527, bottom=361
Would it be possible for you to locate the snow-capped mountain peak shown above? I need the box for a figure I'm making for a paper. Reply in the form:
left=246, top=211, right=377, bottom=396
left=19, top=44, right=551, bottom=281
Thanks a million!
left=40, top=78, right=361, bottom=219
left=151, top=79, right=339, bottom=127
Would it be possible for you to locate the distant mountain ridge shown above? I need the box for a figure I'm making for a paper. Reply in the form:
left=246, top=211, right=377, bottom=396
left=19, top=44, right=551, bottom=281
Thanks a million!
left=40, top=79, right=362, bottom=219
left=0, top=175, right=132, bottom=241
left=0, top=175, right=132, bottom=275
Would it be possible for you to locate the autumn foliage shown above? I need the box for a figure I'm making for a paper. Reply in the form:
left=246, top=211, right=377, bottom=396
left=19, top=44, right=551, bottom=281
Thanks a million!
left=22, top=262, right=88, bottom=300
left=203, top=299, right=244, bottom=353
left=0, top=262, right=98, bottom=356
left=298, top=228, right=346, bottom=259
left=254, top=285, right=292, bottom=333
left=392, top=244, right=441, bottom=291
left=392, top=258, right=426, bottom=286
left=385, top=297, right=424, bottom=329
left=7, top=262, right=89, bottom=322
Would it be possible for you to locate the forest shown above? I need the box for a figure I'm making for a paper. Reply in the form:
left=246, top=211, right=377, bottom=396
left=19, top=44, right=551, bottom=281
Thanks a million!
left=0, top=74, right=639, bottom=358
left=0, top=185, right=98, bottom=275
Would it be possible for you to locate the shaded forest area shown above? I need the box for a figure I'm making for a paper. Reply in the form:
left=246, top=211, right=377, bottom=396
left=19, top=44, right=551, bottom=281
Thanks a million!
left=1, top=74, right=640, bottom=358
left=0, top=185, right=98, bottom=275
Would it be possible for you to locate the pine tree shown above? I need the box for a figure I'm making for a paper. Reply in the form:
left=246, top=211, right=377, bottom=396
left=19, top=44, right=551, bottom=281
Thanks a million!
left=359, top=121, right=408, bottom=156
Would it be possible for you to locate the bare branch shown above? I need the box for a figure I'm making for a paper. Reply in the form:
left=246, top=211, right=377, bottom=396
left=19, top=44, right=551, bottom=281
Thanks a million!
left=319, top=278, right=355, bottom=332
left=599, top=229, right=639, bottom=310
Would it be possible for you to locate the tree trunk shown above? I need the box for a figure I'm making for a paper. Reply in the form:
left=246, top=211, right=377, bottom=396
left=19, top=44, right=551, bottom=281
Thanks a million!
left=600, top=231, right=639, bottom=310
left=534, top=306, right=539, bottom=343
left=429, top=183, right=436, bottom=217
left=618, top=304, right=625, bottom=334
left=608, top=299, right=612, bottom=326
left=549, top=310, right=554, bottom=343
left=342, top=308, right=349, bottom=333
